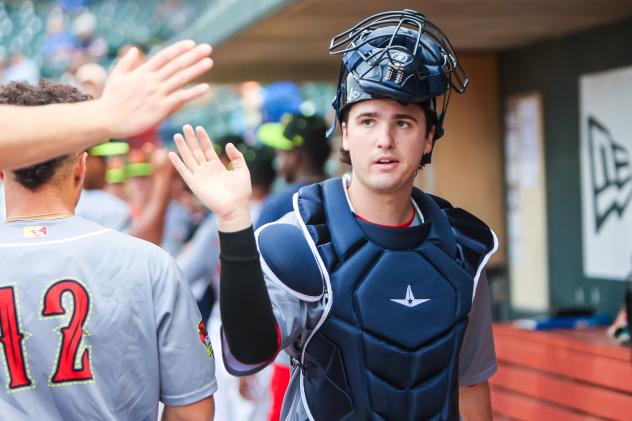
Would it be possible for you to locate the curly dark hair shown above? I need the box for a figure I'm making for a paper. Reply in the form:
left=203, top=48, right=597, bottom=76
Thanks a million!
left=0, top=79, right=92, bottom=191
left=338, top=101, right=437, bottom=167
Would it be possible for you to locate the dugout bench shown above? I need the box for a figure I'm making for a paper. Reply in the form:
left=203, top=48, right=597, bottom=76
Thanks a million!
left=490, top=324, right=632, bottom=420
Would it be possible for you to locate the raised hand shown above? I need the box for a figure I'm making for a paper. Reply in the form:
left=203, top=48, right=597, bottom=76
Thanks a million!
left=169, top=125, right=253, bottom=232
left=99, top=40, right=214, bottom=138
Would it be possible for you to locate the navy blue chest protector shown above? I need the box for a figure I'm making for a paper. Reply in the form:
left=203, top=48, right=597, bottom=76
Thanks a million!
left=286, top=178, right=494, bottom=421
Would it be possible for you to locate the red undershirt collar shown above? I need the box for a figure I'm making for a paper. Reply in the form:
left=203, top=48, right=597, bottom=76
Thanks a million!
left=355, top=207, right=416, bottom=229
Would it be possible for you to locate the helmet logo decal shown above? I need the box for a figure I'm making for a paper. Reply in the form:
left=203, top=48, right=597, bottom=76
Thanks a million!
left=348, top=88, right=361, bottom=101
left=389, top=51, right=413, bottom=66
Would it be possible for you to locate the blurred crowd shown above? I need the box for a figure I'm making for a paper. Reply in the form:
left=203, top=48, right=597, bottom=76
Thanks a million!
left=0, top=0, right=201, bottom=81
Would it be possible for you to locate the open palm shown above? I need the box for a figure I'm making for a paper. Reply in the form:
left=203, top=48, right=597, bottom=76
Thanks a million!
left=169, top=125, right=252, bottom=220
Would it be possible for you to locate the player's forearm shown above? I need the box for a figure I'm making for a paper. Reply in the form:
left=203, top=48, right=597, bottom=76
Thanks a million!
left=0, top=102, right=110, bottom=169
left=459, top=381, right=493, bottom=421
left=129, top=175, right=171, bottom=244
left=162, top=396, right=215, bottom=421
left=219, top=226, right=279, bottom=364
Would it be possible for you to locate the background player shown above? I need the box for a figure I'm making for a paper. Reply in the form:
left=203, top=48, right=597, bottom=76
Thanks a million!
left=255, top=113, right=331, bottom=228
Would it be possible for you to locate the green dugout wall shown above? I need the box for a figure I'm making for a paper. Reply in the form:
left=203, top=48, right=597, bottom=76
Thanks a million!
left=499, top=17, right=632, bottom=316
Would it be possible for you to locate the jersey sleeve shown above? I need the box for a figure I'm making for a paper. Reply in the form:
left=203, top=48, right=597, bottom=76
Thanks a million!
left=152, top=251, right=217, bottom=406
left=265, top=265, right=323, bottom=352
left=458, top=270, right=497, bottom=386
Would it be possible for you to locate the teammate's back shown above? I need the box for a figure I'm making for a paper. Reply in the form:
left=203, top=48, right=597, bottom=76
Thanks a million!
left=0, top=217, right=215, bottom=420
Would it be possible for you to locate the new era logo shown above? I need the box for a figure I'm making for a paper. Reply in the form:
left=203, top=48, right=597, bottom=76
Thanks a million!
left=587, top=116, right=632, bottom=232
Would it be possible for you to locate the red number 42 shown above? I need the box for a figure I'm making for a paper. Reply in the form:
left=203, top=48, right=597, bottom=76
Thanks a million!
left=0, top=280, right=93, bottom=391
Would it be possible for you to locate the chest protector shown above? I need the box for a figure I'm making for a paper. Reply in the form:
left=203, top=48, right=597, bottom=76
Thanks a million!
left=259, top=178, right=495, bottom=420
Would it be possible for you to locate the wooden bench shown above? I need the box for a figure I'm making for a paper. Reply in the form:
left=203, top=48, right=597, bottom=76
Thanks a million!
left=491, top=324, right=632, bottom=420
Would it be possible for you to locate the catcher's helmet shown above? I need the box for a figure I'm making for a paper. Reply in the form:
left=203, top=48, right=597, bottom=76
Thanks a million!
left=328, top=9, right=468, bottom=163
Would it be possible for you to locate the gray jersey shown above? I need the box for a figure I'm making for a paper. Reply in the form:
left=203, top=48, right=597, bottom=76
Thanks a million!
left=177, top=214, right=220, bottom=300
left=0, top=216, right=217, bottom=421
left=75, top=189, right=131, bottom=231
left=161, top=201, right=195, bottom=257
left=223, top=211, right=497, bottom=421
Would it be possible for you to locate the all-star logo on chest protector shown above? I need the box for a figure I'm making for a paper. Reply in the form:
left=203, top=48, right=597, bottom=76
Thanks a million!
left=390, top=285, right=430, bottom=308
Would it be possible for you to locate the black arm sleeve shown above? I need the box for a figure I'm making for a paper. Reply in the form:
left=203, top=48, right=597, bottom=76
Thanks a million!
left=219, top=226, right=279, bottom=364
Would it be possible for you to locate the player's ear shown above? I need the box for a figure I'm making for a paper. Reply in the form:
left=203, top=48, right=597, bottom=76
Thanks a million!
left=423, top=127, right=435, bottom=155
left=341, top=121, right=350, bottom=152
left=75, top=152, right=88, bottom=187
